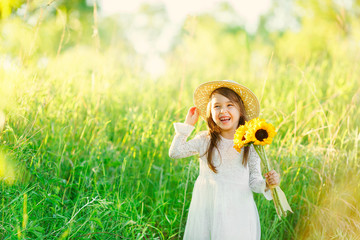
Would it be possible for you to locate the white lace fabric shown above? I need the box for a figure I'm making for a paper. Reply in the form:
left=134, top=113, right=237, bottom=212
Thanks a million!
left=169, top=122, right=272, bottom=240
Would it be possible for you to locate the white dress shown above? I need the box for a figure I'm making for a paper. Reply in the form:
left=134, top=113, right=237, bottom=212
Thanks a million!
left=169, top=123, right=273, bottom=240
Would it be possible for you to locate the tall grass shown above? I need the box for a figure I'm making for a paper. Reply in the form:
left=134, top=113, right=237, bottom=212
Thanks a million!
left=0, top=11, right=360, bottom=240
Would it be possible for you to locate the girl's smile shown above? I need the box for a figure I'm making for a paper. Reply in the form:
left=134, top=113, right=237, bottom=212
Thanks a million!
left=210, top=93, right=241, bottom=138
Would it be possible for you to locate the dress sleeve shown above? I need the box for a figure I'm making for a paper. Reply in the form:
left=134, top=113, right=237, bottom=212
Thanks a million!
left=168, top=122, right=205, bottom=159
left=248, top=145, right=273, bottom=201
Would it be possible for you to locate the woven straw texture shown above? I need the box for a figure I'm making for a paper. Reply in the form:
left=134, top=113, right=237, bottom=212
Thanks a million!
left=193, top=80, right=260, bottom=121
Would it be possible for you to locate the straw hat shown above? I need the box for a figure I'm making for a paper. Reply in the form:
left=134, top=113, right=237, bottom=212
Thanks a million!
left=193, top=80, right=260, bottom=121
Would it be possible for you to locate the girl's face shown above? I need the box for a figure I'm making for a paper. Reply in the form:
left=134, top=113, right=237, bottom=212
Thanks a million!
left=210, top=93, right=241, bottom=133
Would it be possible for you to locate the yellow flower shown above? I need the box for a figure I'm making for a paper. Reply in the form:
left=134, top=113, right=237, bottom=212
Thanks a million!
left=233, top=124, right=251, bottom=153
left=246, top=118, right=276, bottom=146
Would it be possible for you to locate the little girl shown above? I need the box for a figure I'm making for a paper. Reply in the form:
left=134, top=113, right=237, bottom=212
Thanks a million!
left=169, top=80, right=280, bottom=240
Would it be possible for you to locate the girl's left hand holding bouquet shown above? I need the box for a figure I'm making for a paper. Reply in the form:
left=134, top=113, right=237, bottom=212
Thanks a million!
left=265, top=170, right=281, bottom=191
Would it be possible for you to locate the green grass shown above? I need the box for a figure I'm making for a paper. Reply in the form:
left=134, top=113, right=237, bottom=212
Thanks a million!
left=0, top=12, right=360, bottom=240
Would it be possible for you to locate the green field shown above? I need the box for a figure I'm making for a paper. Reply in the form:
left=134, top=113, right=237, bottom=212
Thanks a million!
left=0, top=1, right=359, bottom=239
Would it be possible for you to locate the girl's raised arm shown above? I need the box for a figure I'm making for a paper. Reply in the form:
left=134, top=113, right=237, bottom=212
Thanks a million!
left=169, top=107, right=205, bottom=159
left=168, top=123, right=206, bottom=159
left=248, top=145, right=273, bottom=201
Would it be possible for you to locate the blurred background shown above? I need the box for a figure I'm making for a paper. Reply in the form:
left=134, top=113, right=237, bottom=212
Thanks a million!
left=0, top=0, right=359, bottom=239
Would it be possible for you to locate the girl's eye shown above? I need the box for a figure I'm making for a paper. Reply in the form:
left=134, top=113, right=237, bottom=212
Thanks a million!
left=228, top=104, right=233, bottom=107
left=214, top=106, right=220, bottom=108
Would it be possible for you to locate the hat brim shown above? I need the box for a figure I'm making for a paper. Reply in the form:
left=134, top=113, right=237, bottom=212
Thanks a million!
left=193, top=80, right=260, bottom=121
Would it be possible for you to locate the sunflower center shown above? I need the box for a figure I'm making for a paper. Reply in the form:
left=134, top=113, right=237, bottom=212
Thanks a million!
left=255, top=129, right=268, bottom=141
left=242, top=136, right=246, bottom=141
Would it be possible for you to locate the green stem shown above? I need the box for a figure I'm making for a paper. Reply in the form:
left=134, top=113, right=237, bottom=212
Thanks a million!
left=253, top=144, right=285, bottom=219
left=261, top=145, right=271, bottom=171
left=273, top=188, right=284, bottom=218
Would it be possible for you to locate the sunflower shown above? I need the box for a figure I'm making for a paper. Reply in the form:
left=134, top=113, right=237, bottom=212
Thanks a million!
left=233, top=118, right=291, bottom=219
left=246, top=118, right=276, bottom=146
left=233, top=124, right=251, bottom=153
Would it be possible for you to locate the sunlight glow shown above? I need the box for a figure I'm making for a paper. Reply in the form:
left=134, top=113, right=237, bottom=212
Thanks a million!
left=100, top=0, right=272, bottom=77
left=0, top=111, right=5, bottom=130
left=145, top=54, right=166, bottom=78
left=101, top=0, right=272, bottom=31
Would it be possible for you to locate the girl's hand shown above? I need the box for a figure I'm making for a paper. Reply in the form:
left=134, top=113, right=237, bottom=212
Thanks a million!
left=264, top=170, right=280, bottom=190
left=184, top=107, right=199, bottom=126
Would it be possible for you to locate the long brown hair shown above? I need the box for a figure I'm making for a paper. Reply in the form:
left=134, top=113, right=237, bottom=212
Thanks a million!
left=202, top=87, right=250, bottom=173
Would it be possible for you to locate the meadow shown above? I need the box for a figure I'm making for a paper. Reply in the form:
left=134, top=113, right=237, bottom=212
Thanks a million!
left=0, top=1, right=360, bottom=239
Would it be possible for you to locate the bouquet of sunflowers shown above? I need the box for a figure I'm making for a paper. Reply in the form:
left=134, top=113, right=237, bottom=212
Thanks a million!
left=234, top=117, right=293, bottom=219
